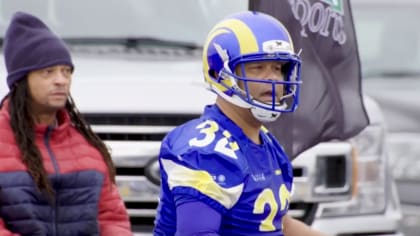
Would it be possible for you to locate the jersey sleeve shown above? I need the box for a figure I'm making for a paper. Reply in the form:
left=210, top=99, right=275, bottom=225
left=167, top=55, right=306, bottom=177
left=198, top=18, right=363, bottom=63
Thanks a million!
left=176, top=200, right=221, bottom=236
left=159, top=122, right=247, bottom=214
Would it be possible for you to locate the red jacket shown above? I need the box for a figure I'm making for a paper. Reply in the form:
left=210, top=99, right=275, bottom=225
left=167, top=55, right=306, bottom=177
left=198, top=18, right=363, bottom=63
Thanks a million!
left=0, top=100, right=132, bottom=236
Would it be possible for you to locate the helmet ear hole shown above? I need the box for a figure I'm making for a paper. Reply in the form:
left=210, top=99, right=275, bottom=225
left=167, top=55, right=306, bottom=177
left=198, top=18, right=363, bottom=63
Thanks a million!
left=281, top=62, right=294, bottom=76
left=209, top=69, right=218, bottom=79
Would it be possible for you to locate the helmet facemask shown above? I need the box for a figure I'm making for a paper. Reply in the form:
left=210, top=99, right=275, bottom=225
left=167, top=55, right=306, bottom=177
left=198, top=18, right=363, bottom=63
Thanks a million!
left=211, top=52, right=301, bottom=122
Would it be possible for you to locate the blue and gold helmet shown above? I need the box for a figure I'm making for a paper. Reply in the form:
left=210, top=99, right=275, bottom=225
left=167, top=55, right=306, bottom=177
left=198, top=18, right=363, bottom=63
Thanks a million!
left=203, top=11, right=302, bottom=122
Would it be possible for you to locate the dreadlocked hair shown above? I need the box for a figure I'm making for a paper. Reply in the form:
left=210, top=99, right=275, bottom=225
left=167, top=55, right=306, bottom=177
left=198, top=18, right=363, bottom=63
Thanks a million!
left=7, top=79, right=55, bottom=196
left=2, top=80, right=116, bottom=199
left=65, top=95, right=116, bottom=183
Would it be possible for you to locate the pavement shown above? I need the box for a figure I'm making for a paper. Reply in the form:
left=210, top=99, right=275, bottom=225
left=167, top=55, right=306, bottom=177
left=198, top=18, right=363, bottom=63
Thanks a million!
left=399, top=204, right=420, bottom=236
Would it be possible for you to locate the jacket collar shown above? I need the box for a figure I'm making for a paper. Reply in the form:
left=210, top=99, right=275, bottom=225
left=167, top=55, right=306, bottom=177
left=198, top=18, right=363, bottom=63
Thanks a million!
left=0, top=98, right=73, bottom=138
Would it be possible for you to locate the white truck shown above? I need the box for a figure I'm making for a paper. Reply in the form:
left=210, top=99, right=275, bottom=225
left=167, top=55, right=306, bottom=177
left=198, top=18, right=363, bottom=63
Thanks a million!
left=0, top=1, right=403, bottom=235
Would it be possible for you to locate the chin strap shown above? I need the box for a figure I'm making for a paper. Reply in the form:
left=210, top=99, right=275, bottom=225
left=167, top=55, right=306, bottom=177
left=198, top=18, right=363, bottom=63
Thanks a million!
left=250, top=106, right=282, bottom=123
left=250, top=100, right=287, bottom=122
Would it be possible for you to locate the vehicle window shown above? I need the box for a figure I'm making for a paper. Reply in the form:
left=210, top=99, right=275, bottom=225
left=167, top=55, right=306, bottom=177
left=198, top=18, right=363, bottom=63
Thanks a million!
left=0, top=0, right=247, bottom=46
left=352, top=5, right=420, bottom=78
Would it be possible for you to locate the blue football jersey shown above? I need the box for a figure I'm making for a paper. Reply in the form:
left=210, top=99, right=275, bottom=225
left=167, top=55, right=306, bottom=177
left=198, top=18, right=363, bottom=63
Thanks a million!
left=154, top=105, right=293, bottom=236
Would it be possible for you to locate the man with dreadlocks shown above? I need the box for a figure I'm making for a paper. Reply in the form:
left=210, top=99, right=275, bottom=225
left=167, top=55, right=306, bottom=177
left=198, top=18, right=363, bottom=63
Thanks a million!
left=0, top=12, right=132, bottom=236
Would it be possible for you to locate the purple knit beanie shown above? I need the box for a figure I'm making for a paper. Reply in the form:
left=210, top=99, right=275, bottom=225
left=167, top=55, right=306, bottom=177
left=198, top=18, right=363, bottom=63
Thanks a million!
left=4, top=11, right=74, bottom=89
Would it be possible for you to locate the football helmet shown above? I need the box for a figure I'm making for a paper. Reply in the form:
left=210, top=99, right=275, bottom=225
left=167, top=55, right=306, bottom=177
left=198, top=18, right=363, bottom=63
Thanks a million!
left=203, top=11, right=302, bottom=122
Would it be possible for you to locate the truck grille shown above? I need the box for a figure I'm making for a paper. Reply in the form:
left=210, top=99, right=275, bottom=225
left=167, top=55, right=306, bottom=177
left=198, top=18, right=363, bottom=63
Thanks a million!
left=82, top=113, right=318, bottom=230
left=83, top=113, right=197, bottom=141
left=83, top=113, right=197, bottom=126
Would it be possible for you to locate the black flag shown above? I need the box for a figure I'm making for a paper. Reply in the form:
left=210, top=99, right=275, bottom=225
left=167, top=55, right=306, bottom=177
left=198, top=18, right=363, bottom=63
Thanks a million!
left=250, top=0, right=369, bottom=159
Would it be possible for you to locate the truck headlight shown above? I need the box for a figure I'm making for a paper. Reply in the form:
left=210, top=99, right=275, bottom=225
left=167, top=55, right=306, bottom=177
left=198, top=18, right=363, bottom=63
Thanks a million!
left=318, top=124, right=386, bottom=217
left=387, top=133, right=420, bottom=181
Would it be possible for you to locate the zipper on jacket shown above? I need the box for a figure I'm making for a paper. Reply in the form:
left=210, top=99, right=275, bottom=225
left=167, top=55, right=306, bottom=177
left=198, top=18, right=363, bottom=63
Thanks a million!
left=44, top=126, right=60, bottom=236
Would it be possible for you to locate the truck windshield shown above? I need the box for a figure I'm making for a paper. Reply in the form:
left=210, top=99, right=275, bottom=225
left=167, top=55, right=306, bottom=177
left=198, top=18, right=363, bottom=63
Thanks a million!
left=0, top=0, right=247, bottom=46
left=352, top=5, right=420, bottom=78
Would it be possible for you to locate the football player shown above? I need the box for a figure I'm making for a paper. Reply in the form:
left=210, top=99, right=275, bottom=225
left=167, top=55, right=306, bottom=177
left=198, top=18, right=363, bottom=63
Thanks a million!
left=154, top=11, right=328, bottom=236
